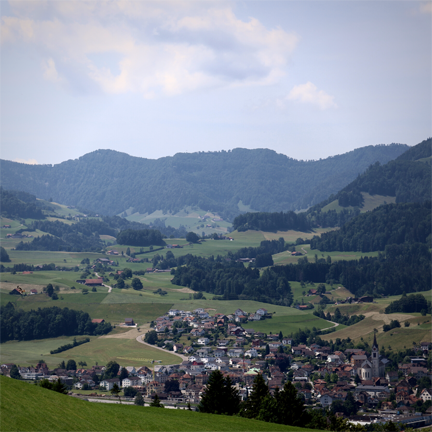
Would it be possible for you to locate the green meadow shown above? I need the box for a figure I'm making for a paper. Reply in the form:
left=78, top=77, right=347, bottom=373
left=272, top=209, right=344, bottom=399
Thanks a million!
left=0, top=376, right=320, bottom=432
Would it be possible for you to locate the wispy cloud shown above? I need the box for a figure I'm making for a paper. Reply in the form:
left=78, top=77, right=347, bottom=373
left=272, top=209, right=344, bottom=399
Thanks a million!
left=13, top=158, right=38, bottom=165
left=420, top=2, right=432, bottom=14
left=1, top=1, right=299, bottom=97
left=281, top=81, right=337, bottom=110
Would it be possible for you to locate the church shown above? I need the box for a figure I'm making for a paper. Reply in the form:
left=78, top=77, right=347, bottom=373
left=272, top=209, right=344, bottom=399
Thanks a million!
left=358, top=334, right=386, bottom=380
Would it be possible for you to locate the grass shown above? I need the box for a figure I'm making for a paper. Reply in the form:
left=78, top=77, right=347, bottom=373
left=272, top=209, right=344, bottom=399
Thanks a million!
left=51, top=337, right=182, bottom=367
left=246, top=313, right=331, bottom=335
left=273, top=244, right=379, bottom=266
left=1, top=291, right=172, bottom=325
left=0, top=376, right=320, bottom=432
left=321, top=192, right=396, bottom=214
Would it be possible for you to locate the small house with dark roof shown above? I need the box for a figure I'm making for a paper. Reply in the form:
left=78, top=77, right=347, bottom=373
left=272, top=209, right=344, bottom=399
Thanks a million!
left=125, top=318, right=134, bottom=326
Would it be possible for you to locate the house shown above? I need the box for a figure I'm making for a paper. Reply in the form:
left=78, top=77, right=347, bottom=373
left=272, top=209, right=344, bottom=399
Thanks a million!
left=100, top=378, right=120, bottom=391
left=173, top=343, right=184, bottom=352
left=30, top=289, right=37, bottom=295
left=197, top=337, right=210, bottom=345
left=84, top=278, right=104, bottom=286
left=282, top=338, right=293, bottom=345
left=122, top=377, right=141, bottom=388
left=420, top=389, right=432, bottom=402
left=125, top=318, right=134, bottom=326
left=256, top=308, right=268, bottom=316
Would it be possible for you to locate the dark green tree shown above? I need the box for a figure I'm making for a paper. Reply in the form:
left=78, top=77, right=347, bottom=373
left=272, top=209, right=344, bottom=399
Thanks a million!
left=66, top=359, right=77, bottom=370
left=150, top=394, right=164, bottom=408
left=198, top=370, right=240, bottom=415
left=104, top=361, right=120, bottom=379
left=144, top=330, right=158, bottom=345
left=110, top=383, right=121, bottom=403
left=46, top=284, right=54, bottom=297
left=58, top=360, right=66, bottom=369
left=134, top=392, right=145, bottom=406
left=0, top=246, right=10, bottom=262
left=131, top=278, right=143, bottom=290
left=119, top=367, right=129, bottom=380
left=124, top=386, right=137, bottom=398
left=10, top=364, right=20, bottom=379
left=52, top=378, right=68, bottom=394
left=240, top=374, right=269, bottom=419
left=186, top=232, right=199, bottom=243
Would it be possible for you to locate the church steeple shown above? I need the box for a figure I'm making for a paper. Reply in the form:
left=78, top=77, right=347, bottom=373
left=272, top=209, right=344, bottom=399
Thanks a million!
left=373, top=332, right=378, bottom=349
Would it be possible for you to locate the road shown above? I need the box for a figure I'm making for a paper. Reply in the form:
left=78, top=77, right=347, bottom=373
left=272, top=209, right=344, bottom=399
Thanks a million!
left=95, top=272, right=112, bottom=293
left=135, top=333, right=189, bottom=362
left=320, top=321, right=340, bottom=331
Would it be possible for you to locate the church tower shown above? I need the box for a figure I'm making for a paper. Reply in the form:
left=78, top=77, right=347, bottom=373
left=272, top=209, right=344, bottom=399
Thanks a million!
left=371, top=332, right=380, bottom=378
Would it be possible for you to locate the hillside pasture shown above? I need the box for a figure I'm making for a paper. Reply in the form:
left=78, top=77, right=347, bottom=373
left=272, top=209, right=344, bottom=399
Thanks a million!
left=0, top=376, right=320, bottom=432
left=321, top=192, right=396, bottom=214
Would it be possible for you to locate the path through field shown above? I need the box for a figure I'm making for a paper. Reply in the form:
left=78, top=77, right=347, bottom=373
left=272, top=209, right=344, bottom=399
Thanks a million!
left=135, top=333, right=188, bottom=362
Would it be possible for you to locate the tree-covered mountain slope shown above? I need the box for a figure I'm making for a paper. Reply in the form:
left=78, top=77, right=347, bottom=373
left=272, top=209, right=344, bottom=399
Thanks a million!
left=310, top=201, right=431, bottom=252
left=0, top=143, right=408, bottom=220
left=307, top=138, right=431, bottom=227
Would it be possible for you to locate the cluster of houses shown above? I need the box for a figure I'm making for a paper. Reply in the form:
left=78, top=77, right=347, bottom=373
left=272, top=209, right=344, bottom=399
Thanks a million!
left=2, top=334, right=430, bottom=426
left=6, top=232, right=32, bottom=239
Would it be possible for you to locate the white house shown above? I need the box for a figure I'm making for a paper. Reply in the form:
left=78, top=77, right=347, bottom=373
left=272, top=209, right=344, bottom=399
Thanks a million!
left=122, top=377, right=141, bottom=388
left=245, top=348, right=258, bottom=358
left=197, top=337, right=210, bottom=345
left=168, top=309, right=180, bottom=316
left=100, top=378, right=120, bottom=391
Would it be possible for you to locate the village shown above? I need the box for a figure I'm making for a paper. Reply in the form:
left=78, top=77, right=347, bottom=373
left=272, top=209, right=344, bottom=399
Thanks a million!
left=2, top=306, right=432, bottom=429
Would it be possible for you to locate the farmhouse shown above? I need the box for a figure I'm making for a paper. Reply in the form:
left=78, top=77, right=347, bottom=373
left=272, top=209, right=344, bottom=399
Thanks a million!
left=85, top=278, right=103, bottom=286
left=125, top=318, right=135, bottom=326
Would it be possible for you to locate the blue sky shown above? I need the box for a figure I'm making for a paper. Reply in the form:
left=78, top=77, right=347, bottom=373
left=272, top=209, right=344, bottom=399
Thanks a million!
left=1, top=0, right=431, bottom=165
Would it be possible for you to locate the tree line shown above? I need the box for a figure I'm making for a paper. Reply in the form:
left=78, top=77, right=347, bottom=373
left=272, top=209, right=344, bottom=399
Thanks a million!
left=232, top=211, right=311, bottom=232
left=197, top=370, right=380, bottom=431
left=310, top=201, right=431, bottom=252
left=0, top=303, right=112, bottom=342
left=116, top=229, right=166, bottom=247
left=171, top=242, right=430, bottom=303
left=171, top=257, right=293, bottom=305
left=385, top=293, right=431, bottom=315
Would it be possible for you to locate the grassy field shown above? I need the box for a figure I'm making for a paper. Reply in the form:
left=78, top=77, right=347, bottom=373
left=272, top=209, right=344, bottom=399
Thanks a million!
left=1, top=290, right=172, bottom=324
left=321, top=192, right=396, bottom=214
left=273, top=244, right=379, bottom=266
left=52, top=337, right=182, bottom=367
left=0, top=376, right=320, bottom=432
left=247, top=313, right=333, bottom=335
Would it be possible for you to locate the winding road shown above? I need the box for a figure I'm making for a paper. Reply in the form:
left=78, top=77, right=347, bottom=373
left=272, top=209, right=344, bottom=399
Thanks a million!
left=135, top=333, right=189, bottom=362
left=95, top=272, right=112, bottom=293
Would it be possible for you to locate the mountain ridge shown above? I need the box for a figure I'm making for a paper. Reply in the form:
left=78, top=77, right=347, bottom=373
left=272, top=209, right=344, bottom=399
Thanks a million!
left=0, top=143, right=410, bottom=220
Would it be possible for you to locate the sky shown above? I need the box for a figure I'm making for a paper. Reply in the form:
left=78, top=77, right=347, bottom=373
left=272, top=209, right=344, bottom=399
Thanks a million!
left=1, top=0, right=431, bottom=165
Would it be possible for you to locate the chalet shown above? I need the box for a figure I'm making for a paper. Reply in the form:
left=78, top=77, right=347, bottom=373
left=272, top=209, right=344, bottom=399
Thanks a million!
left=125, top=318, right=135, bottom=326
left=256, top=308, right=268, bottom=316
left=30, top=289, right=37, bottom=295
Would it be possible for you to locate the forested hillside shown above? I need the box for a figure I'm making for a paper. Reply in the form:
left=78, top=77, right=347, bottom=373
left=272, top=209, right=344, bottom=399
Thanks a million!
left=307, top=138, right=431, bottom=227
left=310, top=201, right=431, bottom=252
left=0, top=143, right=408, bottom=220
left=0, top=188, right=45, bottom=219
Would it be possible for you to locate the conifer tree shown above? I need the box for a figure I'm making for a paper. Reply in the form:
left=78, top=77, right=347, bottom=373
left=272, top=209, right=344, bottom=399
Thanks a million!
left=240, top=374, right=269, bottom=419
left=198, top=370, right=240, bottom=415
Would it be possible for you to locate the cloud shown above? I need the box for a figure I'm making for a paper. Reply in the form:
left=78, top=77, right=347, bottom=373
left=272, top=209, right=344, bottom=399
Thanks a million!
left=284, top=82, right=337, bottom=110
left=1, top=1, right=299, bottom=97
left=13, top=158, right=38, bottom=165
left=420, top=2, right=432, bottom=14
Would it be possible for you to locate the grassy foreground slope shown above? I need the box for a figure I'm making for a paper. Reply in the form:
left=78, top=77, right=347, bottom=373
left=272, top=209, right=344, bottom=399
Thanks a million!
left=0, top=376, right=319, bottom=432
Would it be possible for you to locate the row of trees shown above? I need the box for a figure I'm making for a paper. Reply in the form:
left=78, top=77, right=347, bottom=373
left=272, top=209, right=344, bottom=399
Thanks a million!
left=116, top=229, right=166, bottom=247
left=198, top=371, right=368, bottom=431
left=232, top=211, right=311, bottom=232
left=0, top=303, right=112, bottom=342
left=314, top=307, right=365, bottom=327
